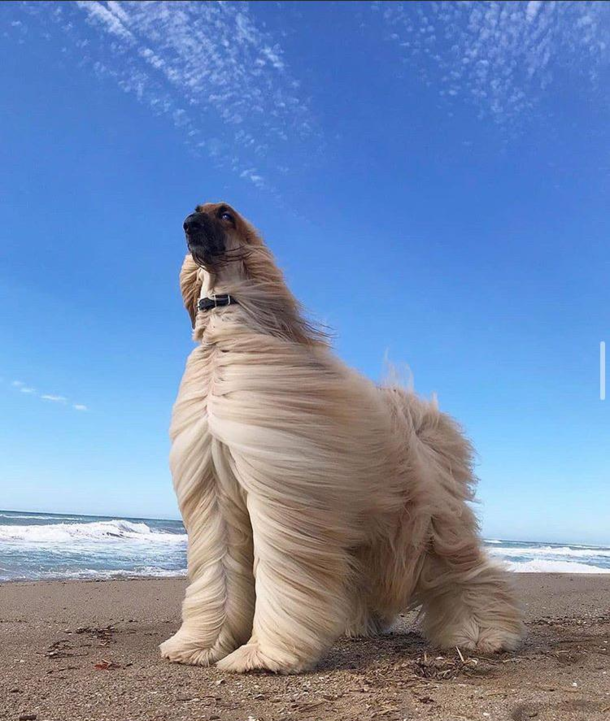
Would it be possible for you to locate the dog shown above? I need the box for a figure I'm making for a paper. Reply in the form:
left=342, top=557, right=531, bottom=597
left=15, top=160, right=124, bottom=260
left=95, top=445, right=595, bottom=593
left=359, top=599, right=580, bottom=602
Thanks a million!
left=160, top=202, right=524, bottom=673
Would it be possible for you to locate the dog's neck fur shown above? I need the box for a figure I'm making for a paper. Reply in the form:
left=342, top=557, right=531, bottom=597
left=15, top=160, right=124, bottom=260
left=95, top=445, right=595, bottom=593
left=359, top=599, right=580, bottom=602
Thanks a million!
left=182, top=247, right=327, bottom=349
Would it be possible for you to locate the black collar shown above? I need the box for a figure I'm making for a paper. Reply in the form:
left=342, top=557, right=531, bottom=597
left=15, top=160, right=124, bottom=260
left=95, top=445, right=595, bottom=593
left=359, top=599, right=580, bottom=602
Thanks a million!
left=198, top=294, right=237, bottom=312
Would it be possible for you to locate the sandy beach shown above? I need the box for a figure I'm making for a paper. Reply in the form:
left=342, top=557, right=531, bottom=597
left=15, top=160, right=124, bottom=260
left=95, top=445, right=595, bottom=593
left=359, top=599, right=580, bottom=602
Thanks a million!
left=1, top=574, right=609, bottom=721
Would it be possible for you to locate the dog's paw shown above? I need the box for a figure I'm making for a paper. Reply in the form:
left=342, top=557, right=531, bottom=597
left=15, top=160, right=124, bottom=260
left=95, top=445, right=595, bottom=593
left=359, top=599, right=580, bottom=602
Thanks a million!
left=216, top=643, right=310, bottom=674
left=160, top=632, right=226, bottom=666
left=435, top=623, right=524, bottom=655
left=473, top=627, right=524, bottom=654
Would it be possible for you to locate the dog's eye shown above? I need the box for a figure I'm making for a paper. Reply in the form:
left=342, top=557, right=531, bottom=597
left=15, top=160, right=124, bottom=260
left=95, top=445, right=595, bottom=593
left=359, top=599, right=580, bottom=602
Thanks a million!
left=220, top=211, right=233, bottom=222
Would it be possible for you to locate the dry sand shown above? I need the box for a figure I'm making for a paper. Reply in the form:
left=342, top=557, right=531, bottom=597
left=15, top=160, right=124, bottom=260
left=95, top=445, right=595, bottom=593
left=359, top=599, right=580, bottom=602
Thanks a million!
left=1, top=574, right=609, bottom=721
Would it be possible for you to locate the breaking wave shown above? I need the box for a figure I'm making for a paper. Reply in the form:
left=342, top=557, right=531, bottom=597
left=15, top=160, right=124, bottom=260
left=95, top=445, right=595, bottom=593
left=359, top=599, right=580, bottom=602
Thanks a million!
left=0, top=519, right=186, bottom=544
left=1, top=511, right=608, bottom=581
left=507, top=559, right=610, bottom=574
left=488, top=545, right=610, bottom=559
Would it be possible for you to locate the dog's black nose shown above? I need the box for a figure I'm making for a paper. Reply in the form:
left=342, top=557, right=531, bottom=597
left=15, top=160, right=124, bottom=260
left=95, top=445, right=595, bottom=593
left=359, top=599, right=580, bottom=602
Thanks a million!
left=183, top=213, right=205, bottom=235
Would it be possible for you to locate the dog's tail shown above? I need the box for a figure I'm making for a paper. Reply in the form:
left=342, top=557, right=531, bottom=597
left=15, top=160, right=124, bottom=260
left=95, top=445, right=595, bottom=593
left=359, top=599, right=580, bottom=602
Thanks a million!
left=357, top=382, right=479, bottom=622
left=378, top=382, right=524, bottom=651
left=380, top=383, right=477, bottom=510
left=380, top=380, right=487, bottom=582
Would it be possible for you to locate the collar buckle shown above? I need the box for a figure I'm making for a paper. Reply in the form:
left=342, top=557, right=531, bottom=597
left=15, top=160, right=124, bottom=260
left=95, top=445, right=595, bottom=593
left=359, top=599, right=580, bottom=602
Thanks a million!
left=198, top=294, right=236, bottom=312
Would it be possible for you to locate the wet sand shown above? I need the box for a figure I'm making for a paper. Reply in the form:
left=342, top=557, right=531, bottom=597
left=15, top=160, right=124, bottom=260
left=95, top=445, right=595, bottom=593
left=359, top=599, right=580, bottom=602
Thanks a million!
left=1, top=574, right=609, bottom=720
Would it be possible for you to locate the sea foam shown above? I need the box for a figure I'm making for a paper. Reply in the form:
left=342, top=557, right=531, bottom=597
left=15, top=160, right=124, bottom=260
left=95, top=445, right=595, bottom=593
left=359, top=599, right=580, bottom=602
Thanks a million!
left=488, top=545, right=610, bottom=559
left=1, top=511, right=608, bottom=581
left=507, top=559, right=610, bottom=574
left=0, top=519, right=186, bottom=544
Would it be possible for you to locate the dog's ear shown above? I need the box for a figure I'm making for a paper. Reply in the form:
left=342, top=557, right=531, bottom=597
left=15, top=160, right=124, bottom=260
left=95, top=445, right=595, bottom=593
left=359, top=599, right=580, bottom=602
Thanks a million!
left=179, top=254, right=201, bottom=327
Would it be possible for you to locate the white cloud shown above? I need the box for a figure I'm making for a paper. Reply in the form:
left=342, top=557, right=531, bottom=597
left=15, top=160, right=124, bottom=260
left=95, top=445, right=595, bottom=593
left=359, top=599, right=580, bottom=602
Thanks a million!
left=41, top=394, right=68, bottom=403
left=374, top=1, right=610, bottom=128
left=526, top=1, right=543, bottom=23
left=16, top=1, right=319, bottom=191
left=75, top=0, right=133, bottom=41
left=10, top=379, right=86, bottom=410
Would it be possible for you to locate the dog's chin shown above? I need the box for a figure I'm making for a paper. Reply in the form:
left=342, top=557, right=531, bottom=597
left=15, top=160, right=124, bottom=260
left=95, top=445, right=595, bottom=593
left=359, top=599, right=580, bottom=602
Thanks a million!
left=188, top=241, right=224, bottom=269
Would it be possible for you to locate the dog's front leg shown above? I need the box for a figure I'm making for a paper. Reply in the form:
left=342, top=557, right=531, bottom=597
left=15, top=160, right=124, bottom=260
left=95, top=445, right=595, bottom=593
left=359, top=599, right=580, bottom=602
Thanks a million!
left=217, top=473, right=352, bottom=674
left=160, top=436, right=255, bottom=666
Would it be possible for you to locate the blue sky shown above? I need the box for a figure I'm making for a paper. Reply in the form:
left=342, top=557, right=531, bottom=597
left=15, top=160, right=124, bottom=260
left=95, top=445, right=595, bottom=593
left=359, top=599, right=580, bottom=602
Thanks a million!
left=1, top=1, right=609, bottom=544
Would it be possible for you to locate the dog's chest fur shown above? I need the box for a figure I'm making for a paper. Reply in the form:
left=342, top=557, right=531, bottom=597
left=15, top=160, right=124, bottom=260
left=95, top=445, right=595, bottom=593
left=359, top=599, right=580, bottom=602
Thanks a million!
left=169, top=334, right=243, bottom=530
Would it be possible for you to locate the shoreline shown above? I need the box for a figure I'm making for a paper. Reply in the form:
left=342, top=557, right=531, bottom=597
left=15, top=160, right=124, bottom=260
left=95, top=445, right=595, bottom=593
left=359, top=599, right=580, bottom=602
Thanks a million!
left=2, top=574, right=609, bottom=720
left=3, top=566, right=610, bottom=585
left=0, top=573, right=188, bottom=585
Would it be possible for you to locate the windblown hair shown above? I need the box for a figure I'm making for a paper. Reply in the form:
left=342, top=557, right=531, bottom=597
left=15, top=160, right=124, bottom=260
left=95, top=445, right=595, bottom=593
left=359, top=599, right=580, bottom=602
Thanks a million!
left=181, top=249, right=325, bottom=347
left=161, top=202, right=524, bottom=673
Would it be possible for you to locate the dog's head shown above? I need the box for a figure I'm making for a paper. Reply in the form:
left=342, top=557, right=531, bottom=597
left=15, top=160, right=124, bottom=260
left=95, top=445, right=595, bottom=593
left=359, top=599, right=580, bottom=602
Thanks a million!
left=178, top=201, right=325, bottom=345
left=182, top=202, right=259, bottom=269
left=179, top=201, right=264, bottom=327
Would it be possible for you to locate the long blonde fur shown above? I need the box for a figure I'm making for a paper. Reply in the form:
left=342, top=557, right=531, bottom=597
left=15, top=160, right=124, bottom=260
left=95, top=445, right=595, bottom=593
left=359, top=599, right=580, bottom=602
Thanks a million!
left=160, top=203, right=524, bottom=673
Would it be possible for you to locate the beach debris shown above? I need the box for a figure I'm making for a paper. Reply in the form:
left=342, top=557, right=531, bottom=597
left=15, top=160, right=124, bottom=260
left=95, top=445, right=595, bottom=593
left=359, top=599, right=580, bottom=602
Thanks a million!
left=46, top=665, right=79, bottom=675
left=94, top=658, right=121, bottom=670
left=44, top=638, right=90, bottom=660
left=45, top=640, right=73, bottom=659
left=76, top=625, right=114, bottom=646
left=18, top=714, right=37, bottom=721
left=412, top=649, right=482, bottom=680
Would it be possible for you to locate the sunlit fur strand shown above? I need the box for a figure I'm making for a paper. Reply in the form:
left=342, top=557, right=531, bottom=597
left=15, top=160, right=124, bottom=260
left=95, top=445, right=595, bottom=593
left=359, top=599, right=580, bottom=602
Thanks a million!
left=160, top=343, right=255, bottom=666
left=162, top=205, right=524, bottom=672
left=182, top=243, right=328, bottom=346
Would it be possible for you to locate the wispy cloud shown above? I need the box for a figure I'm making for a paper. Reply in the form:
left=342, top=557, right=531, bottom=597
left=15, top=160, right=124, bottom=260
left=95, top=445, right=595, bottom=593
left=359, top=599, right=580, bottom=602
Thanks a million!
left=373, top=1, right=610, bottom=128
left=41, top=394, right=68, bottom=404
left=7, top=380, right=87, bottom=412
left=13, top=1, right=319, bottom=191
left=12, top=380, right=36, bottom=393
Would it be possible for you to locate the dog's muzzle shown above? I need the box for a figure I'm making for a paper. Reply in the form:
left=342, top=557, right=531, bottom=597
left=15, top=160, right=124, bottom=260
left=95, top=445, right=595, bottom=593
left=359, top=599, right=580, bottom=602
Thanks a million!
left=183, top=212, right=225, bottom=263
left=183, top=213, right=206, bottom=236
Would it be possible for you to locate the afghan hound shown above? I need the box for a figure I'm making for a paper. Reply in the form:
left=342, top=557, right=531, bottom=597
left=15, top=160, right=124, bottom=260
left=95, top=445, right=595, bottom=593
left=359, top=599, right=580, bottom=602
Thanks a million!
left=160, top=202, right=524, bottom=673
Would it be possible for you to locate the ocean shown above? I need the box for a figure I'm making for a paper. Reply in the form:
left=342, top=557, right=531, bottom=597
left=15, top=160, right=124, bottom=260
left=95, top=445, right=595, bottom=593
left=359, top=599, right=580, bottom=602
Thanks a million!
left=1, top=509, right=609, bottom=582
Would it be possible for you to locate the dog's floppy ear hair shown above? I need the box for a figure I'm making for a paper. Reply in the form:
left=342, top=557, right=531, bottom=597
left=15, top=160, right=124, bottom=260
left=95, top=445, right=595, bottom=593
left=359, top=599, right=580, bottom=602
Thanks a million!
left=179, top=254, right=201, bottom=327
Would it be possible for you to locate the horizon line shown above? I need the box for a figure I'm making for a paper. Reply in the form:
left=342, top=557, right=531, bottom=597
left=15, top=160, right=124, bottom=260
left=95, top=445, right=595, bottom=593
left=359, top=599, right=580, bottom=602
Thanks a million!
left=1, top=508, right=608, bottom=548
